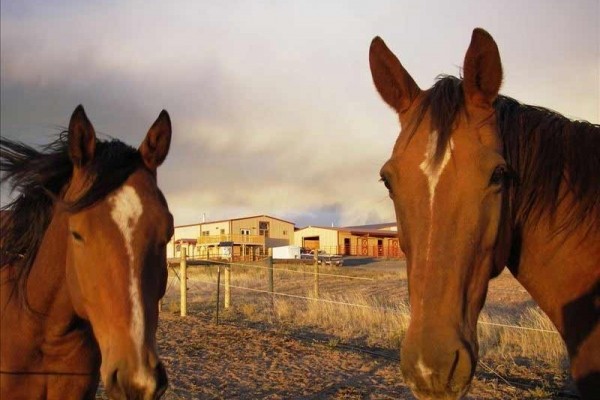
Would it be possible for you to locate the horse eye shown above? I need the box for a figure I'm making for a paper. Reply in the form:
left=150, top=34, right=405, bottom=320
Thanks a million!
left=71, top=231, right=84, bottom=242
left=380, top=176, right=392, bottom=192
left=490, top=166, right=507, bottom=186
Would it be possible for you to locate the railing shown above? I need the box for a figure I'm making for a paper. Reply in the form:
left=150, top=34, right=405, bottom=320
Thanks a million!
left=197, top=234, right=265, bottom=245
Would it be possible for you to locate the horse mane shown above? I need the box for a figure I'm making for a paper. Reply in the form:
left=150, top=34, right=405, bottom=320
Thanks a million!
left=409, top=75, right=600, bottom=233
left=0, top=133, right=142, bottom=302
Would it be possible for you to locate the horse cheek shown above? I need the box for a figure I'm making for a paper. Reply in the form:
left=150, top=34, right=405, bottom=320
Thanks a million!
left=65, top=249, right=88, bottom=319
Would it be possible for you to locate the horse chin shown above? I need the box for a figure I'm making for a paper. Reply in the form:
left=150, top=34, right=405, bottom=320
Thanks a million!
left=409, top=384, right=471, bottom=400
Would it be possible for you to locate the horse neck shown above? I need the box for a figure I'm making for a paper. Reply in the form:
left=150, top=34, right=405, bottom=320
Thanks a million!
left=25, top=205, right=76, bottom=327
left=499, top=99, right=600, bottom=326
left=507, top=188, right=600, bottom=339
left=1, top=204, right=100, bottom=393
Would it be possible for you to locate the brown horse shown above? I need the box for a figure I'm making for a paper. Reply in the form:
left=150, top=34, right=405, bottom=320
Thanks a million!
left=370, top=28, right=599, bottom=399
left=1, top=105, right=174, bottom=399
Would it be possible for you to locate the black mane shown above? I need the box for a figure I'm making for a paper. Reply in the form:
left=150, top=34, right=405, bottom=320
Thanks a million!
left=1, top=133, right=142, bottom=301
left=409, top=75, right=600, bottom=232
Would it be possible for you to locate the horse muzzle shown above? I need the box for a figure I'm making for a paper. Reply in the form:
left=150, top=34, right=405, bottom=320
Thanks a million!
left=104, top=361, right=168, bottom=400
left=400, top=334, right=475, bottom=400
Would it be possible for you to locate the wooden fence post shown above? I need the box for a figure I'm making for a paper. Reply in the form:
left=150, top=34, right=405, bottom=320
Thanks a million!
left=180, top=247, right=187, bottom=317
left=313, top=250, right=319, bottom=298
left=224, top=265, right=231, bottom=309
left=216, top=266, right=221, bottom=324
left=268, top=256, right=274, bottom=294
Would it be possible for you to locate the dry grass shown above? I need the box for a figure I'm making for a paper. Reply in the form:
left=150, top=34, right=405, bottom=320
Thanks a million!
left=478, top=308, right=568, bottom=369
left=163, top=259, right=571, bottom=394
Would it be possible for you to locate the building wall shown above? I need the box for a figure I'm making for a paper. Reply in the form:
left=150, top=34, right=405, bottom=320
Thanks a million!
left=201, top=221, right=230, bottom=236
left=168, top=224, right=201, bottom=258
left=293, top=227, right=339, bottom=250
left=230, top=216, right=293, bottom=241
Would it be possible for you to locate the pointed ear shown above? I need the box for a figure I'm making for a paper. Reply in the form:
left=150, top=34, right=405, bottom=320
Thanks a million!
left=463, top=28, right=503, bottom=109
left=68, top=105, right=96, bottom=167
left=369, top=36, right=421, bottom=114
left=139, top=110, right=171, bottom=171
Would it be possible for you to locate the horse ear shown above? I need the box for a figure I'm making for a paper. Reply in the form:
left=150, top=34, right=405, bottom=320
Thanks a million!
left=369, top=36, right=421, bottom=114
left=139, top=110, right=171, bottom=171
left=68, top=105, right=96, bottom=167
left=463, top=28, right=503, bottom=109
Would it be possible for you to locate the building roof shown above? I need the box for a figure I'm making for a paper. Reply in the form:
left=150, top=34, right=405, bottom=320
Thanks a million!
left=176, top=214, right=295, bottom=228
left=342, top=222, right=397, bottom=231
left=295, top=225, right=398, bottom=237
left=175, top=238, right=197, bottom=244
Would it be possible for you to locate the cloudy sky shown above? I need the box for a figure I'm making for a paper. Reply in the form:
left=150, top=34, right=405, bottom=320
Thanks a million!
left=1, top=0, right=598, bottom=228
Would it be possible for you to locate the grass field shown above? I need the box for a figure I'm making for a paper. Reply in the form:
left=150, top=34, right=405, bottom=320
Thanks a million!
left=150, top=257, right=574, bottom=399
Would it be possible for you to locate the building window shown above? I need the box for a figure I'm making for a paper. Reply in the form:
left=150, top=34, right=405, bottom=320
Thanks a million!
left=220, top=229, right=225, bottom=235
left=283, top=230, right=287, bottom=236
left=259, top=221, right=270, bottom=238
left=202, top=231, right=210, bottom=236
left=240, top=229, right=250, bottom=235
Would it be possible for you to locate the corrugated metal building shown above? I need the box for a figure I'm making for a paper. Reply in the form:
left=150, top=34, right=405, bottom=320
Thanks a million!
left=168, top=215, right=294, bottom=260
left=293, top=223, right=403, bottom=258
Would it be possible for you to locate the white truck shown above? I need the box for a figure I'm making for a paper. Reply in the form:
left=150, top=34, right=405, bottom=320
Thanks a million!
left=272, top=245, right=302, bottom=260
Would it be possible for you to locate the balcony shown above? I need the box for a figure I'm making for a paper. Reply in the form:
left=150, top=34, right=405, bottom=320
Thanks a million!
left=197, top=234, right=265, bottom=246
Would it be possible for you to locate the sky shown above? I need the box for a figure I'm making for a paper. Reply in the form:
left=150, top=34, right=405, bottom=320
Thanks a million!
left=1, top=0, right=598, bottom=228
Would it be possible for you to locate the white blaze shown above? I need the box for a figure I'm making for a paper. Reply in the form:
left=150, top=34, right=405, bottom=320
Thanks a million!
left=419, top=131, right=453, bottom=265
left=419, top=131, right=453, bottom=209
left=109, top=185, right=149, bottom=385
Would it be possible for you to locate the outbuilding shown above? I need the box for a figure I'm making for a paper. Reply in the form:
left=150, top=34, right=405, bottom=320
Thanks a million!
left=293, top=223, right=403, bottom=258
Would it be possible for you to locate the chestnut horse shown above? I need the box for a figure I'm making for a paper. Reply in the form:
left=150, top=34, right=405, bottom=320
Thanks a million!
left=370, top=28, right=599, bottom=399
left=0, top=106, right=174, bottom=399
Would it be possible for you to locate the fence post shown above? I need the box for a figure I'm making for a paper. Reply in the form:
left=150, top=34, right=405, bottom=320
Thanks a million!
left=224, top=265, right=231, bottom=309
left=216, top=266, right=221, bottom=324
left=158, top=256, right=164, bottom=313
left=313, top=250, right=319, bottom=298
left=268, top=256, right=274, bottom=294
left=180, top=247, right=187, bottom=317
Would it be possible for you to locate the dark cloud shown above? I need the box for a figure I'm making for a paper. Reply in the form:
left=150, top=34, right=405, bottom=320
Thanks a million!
left=283, top=204, right=344, bottom=228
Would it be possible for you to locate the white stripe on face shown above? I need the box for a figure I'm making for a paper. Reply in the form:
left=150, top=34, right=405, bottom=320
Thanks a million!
left=419, top=131, right=453, bottom=265
left=419, top=131, right=453, bottom=209
left=109, top=185, right=146, bottom=376
left=416, top=355, right=434, bottom=379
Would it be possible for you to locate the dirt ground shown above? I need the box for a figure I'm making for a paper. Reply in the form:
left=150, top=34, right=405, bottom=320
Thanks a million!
left=122, top=312, right=572, bottom=400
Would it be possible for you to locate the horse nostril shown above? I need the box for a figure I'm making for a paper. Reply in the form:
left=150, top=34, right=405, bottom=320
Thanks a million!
left=110, top=368, right=120, bottom=388
left=105, top=367, right=124, bottom=398
left=155, top=362, right=168, bottom=398
left=447, top=346, right=474, bottom=392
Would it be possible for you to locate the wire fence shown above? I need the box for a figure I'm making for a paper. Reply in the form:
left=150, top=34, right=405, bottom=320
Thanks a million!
left=164, top=255, right=560, bottom=336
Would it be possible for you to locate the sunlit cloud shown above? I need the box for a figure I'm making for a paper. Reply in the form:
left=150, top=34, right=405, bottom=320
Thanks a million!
left=2, top=0, right=598, bottom=227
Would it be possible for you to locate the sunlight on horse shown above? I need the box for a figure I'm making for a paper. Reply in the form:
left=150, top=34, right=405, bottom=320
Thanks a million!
left=370, top=28, right=599, bottom=399
left=1, top=106, right=174, bottom=399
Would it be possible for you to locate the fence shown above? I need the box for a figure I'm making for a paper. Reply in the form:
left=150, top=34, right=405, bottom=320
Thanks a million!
left=165, top=252, right=559, bottom=336
left=169, top=250, right=363, bottom=318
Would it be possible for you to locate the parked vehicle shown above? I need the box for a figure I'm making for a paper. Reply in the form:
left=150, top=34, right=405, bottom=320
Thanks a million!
left=300, top=249, right=343, bottom=266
